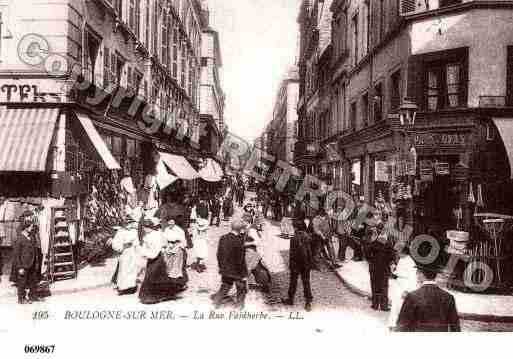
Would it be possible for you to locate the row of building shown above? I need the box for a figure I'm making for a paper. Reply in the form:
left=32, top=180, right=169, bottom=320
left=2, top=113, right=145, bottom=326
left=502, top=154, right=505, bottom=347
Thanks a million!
left=257, top=0, right=513, bottom=292
left=0, top=0, right=226, bottom=191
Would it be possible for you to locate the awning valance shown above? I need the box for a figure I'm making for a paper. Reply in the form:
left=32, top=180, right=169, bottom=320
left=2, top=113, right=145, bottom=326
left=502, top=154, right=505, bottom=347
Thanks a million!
left=493, top=118, right=513, bottom=179
left=0, top=107, right=59, bottom=172
left=158, top=152, right=199, bottom=180
left=198, top=158, right=224, bottom=182
left=74, top=111, right=121, bottom=170
left=156, top=159, right=178, bottom=190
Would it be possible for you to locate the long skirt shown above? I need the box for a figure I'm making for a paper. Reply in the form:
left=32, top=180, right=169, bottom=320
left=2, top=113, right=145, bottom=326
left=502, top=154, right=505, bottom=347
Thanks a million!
left=139, top=252, right=188, bottom=304
left=193, top=231, right=208, bottom=261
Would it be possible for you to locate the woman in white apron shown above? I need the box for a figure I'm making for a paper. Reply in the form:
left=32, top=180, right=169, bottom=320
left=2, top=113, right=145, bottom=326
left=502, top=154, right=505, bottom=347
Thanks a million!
left=110, top=220, right=140, bottom=295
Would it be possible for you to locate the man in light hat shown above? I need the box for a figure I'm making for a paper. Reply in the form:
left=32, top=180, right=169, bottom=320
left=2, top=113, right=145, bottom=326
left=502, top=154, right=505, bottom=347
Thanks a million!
left=212, top=217, right=249, bottom=309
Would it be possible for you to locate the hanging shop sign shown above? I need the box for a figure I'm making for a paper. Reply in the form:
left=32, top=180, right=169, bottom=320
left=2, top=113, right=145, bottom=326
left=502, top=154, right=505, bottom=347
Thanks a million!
left=374, top=161, right=389, bottom=182
left=407, top=147, right=417, bottom=176
left=414, top=132, right=469, bottom=147
left=420, top=160, right=434, bottom=181
left=395, top=160, right=407, bottom=177
left=435, top=162, right=450, bottom=175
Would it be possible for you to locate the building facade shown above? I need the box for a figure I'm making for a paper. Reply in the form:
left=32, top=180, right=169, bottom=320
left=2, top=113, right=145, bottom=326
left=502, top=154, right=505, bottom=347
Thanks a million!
left=199, top=1, right=225, bottom=156
left=0, top=0, right=206, bottom=183
left=295, top=0, right=334, bottom=180
left=297, top=0, right=513, bottom=289
left=264, top=66, right=300, bottom=164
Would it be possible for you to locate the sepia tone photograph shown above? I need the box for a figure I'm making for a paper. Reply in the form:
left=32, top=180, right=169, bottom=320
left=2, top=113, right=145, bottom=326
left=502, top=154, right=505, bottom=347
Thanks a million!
left=1, top=0, right=513, bottom=356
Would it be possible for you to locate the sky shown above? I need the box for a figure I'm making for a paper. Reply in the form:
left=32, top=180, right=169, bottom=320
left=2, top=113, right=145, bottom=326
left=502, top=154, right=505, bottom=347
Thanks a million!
left=207, top=0, right=302, bottom=142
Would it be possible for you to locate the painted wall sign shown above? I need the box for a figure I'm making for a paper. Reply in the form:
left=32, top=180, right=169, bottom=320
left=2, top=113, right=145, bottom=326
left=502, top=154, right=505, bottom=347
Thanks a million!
left=414, top=133, right=468, bottom=147
left=0, top=81, right=64, bottom=103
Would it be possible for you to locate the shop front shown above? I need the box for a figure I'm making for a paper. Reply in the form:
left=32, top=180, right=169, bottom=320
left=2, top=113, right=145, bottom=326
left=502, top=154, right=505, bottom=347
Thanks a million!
left=399, top=115, right=513, bottom=294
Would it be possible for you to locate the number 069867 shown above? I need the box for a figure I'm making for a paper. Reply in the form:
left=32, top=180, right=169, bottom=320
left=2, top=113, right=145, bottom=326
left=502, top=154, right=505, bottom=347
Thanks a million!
left=24, top=345, right=55, bottom=354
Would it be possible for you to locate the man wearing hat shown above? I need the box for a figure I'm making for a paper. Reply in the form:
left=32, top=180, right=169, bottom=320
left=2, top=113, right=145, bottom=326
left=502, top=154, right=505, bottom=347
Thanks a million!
left=13, top=210, right=42, bottom=304
left=396, top=265, right=460, bottom=331
left=212, top=217, right=249, bottom=309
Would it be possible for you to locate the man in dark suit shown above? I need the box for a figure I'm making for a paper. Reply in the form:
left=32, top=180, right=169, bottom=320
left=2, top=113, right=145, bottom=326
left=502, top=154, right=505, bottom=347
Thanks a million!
left=396, top=266, right=461, bottom=332
left=282, top=219, right=314, bottom=311
left=366, top=233, right=396, bottom=311
left=13, top=211, right=42, bottom=304
left=212, top=218, right=249, bottom=309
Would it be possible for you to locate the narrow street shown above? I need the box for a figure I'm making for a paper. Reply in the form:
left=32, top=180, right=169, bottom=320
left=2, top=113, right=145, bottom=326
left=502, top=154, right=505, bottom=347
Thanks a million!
left=1, top=193, right=510, bottom=333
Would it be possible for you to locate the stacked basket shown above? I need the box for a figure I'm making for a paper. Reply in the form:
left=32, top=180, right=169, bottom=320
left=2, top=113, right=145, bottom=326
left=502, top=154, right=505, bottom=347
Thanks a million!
left=446, top=230, right=470, bottom=255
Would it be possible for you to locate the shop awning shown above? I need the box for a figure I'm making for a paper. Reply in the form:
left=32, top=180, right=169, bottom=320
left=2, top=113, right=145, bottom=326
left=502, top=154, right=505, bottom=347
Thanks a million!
left=158, top=152, right=199, bottom=180
left=156, top=159, right=178, bottom=190
left=0, top=107, right=59, bottom=171
left=493, top=118, right=513, bottom=179
left=74, top=111, right=121, bottom=170
left=198, top=158, right=224, bottom=182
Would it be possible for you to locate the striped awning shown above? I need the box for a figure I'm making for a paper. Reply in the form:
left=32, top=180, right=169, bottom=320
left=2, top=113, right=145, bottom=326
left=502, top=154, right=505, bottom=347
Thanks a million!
left=159, top=152, right=199, bottom=180
left=74, top=111, right=121, bottom=170
left=0, top=107, right=59, bottom=172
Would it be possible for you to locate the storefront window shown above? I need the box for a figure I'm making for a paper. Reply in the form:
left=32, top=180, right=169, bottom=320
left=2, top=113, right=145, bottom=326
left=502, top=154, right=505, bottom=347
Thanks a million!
left=351, top=160, right=362, bottom=197
left=372, top=154, right=394, bottom=205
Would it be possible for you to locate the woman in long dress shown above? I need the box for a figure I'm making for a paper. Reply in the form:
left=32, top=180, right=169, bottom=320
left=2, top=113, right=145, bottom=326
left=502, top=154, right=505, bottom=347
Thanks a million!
left=190, top=217, right=209, bottom=272
left=243, top=213, right=271, bottom=293
left=138, top=218, right=188, bottom=304
left=110, top=220, right=139, bottom=295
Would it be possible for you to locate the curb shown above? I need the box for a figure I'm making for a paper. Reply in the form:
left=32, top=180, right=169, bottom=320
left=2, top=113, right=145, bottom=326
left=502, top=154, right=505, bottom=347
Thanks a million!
left=333, top=268, right=513, bottom=323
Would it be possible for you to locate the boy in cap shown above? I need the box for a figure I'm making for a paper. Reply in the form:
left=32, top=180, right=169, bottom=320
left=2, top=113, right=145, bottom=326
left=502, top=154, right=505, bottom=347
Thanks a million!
left=212, top=217, right=249, bottom=309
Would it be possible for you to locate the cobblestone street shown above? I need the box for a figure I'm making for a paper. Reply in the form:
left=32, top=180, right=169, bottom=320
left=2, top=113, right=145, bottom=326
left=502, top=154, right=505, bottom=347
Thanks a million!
left=2, top=199, right=512, bottom=333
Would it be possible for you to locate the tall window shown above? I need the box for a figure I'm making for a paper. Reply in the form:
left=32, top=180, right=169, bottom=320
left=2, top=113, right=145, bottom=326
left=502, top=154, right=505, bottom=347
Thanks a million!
left=188, top=59, right=194, bottom=97
left=426, top=62, right=463, bottom=111
left=144, top=0, right=150, bottom=46
left=115, top=53, right=125, bottom=85
left=339, top=84, right=345, bottom=130
left=103, top=47, right=111, bottom=88
left=374, top=83, right=383, bottom=123
left=390, top=70, right=401, bottom=112
left=363, top=1, right=370, bottom=56
left=180, top=42, right=187, bottom=88
left=84, top=31, right=100, bottom=85
left=379, top=0, right=386, bottom=41
left=350, top=102, right=357, bottom=130
left=362, top=93, right=369, bottom=127
left=152, top=0, right=159, bottom=56
left=172, top=25, right=179, bottom=78
left=352, top=14, right=359, bottom=65
left=161, top=14, right=169, bottom=66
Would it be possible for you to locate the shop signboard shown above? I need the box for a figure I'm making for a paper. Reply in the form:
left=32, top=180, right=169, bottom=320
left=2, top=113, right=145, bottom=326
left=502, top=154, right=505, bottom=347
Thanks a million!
left=435, top=162, right=450, bottom=175
left=0, top=79, right=66, bottom=103
left=414, top=132, right=469, bottom=148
